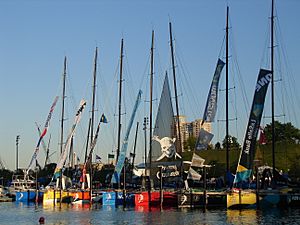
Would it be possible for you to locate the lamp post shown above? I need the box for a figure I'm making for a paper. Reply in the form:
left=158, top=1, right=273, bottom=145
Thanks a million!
left=16, top=135, right=20, bottom=171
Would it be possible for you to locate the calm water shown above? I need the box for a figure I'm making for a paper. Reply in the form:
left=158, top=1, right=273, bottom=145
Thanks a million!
left=1, top=202, right=300, bottom=225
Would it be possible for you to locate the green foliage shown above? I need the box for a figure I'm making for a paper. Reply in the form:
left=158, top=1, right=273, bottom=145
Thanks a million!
left=264, top=121, right=300, bottom=143
left=183, top=136, right=197, bottom=151
left=0, top=169, right=13, bottom=186
left=215, top=142, right=221, bottom=149
left=222, top=135, right=241, bottom=151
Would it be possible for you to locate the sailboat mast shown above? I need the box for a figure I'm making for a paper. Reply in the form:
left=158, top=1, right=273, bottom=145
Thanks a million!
left=60, top=57, right=67, bottom=155
left=225, top=6, right=230, bottom=177
left=131, top=122, right=139, bottom=179
left=90, top=47, right=98, bottom=147
left=169, top=22, right=182, bottom=153
left=149, top=30, right=154, bottom=173
left=271, top=0, right=276, bottom=176
left=117, top=39, right=124, bottom=162
left=69, top=136, right=74, bottom=168
left=44, top=135, right=51, bottom=167
left=84, top=118, right=92, bottom=163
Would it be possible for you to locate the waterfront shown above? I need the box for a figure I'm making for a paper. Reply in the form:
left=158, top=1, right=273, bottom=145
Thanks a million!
left=1, top=202, right=300, bottom=225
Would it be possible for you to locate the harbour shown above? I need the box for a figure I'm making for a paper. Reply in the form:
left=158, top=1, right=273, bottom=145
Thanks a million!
left=1, top=0, right=300, bottom=223
left=1, top=202, right=300, bottom=225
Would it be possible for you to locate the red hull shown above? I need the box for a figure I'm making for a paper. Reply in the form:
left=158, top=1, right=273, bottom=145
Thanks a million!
left=135, top=191, right=177, bottom=207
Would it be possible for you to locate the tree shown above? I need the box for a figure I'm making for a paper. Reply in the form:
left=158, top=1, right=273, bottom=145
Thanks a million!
left=264, top=121, right=300, bottom=144
left=215, top=142, right=221, bottom=150
left=183, top=136, right=197, bottom=151
left=222, top=135, right=241, bottom=150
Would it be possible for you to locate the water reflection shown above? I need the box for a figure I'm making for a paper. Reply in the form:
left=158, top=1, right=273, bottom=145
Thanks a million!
left=227, top=209, right=260, bottom=224
left=2, top=202, right=300, bottom=225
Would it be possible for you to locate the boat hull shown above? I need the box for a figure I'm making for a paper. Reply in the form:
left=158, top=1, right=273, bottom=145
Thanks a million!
left=102, top=191, right=135, bottom=206
left=43, top=189, right=73, bottom=205
left=69, top=190, right=91, bottom=201
left=178, top=191, right=226, bottom=208
left=15, top=190, right=40, bottom=202
left=135, top=191, right=177, bottom=208
left=227, top=189, right=258, bottom=209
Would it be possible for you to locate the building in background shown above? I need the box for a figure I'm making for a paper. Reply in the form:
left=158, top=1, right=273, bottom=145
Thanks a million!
left=173, top=115, right=211, bottom=152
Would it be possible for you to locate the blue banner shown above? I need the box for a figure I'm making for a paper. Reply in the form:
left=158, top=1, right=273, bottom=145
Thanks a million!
left=202, top=59, right=225, bottom=123
left=111, top=90, right=142, bottom=184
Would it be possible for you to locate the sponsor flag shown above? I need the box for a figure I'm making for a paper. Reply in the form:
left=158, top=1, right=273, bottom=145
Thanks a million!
left=234, top=69, right=272, bottom=184
left=202, top=59, right=225, bottom=123
left=53, top=99, right=86, bottom=180
left=111, top=90, right=142, bottom=184
left=27, top=96, right=59, bottom=172
left=196, top=128, right=214, bottom=150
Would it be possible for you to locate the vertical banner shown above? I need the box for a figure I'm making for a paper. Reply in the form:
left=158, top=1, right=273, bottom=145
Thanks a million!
left=27, top=96, right=59, bottom=172
left=53, top=99, right=87, bottom=179
left=202, top=59, right=225, bottom=123
left=234, top=69, right=272, bottom=183
left=111, top=90, right=142, bottom=184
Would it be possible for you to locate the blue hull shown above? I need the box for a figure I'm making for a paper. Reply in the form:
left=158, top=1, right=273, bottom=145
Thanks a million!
left=15, top=190, right=40, bottom=202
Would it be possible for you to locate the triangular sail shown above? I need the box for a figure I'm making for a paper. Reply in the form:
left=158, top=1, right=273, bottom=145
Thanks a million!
left=234, top=69, right=272, bottom=184
left=151, top=74, right=174, bottom=161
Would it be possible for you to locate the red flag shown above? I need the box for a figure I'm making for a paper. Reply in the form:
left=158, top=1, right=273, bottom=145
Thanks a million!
left=259, top=127, right=267, bottom=145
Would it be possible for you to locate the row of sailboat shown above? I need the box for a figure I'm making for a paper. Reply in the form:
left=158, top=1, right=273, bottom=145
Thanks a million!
left=6, top=0, right=300, bottom=210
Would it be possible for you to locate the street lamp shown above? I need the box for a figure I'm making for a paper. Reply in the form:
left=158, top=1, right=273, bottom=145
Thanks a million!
left=16, top=135, right=20, bottom=171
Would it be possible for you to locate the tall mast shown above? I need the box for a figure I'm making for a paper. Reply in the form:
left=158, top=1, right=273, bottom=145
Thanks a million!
left=169, top=22, right=182, bottom=153
left=143, top=117, right=148, bottom=169
left=271, top=0, right=276, bottom=177
left=225, top=6, right=230, bottom=178
left=87, top=47, right=98, bottom=166
left=117, top=39, right=124, bottom=161
left=131, top=122, right=139, bottom=181
left=69, top=136, right=74, bottom=168
left=60, top=57, right=67, bottom=155
left=90, top=47, right=98, bottom=146
left=84, top=118, right=92, bottom=163
left=149, top=30, right=154, bottom=173
left=44, top=135, right=51, bottom=167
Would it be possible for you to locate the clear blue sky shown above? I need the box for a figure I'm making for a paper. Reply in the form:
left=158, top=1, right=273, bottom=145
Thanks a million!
left=0, top=0, right=299, bottom=170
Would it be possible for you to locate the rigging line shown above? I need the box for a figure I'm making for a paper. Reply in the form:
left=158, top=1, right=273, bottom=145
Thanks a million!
left=175, top=42, right=201, bottom=120
left=217, top=118, right=237, bottom=122
left=218, top=34, right=226, bottom=60
left=219, top=86, right=235, bottom=92
left=259, top=20, right=271, bottom=69
left=230, top=33, right=250, bottom=115
left=102, top=53, right=122, bottom=154
left=275, top=17, right=299, bottom=127
left=262, top=114, right=285, bottom=119
left=123, top=48, right=136, bottom=106
left=229, top=67, right=240, bottom=141
left=138, top=47, right=150, bottom=100
left=274, top=51, right=286, bottom=124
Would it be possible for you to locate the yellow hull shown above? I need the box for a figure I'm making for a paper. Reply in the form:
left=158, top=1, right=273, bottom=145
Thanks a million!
left=227, top=189, right=257, bottom=208
left=43, top=189, right=71, bottom=205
